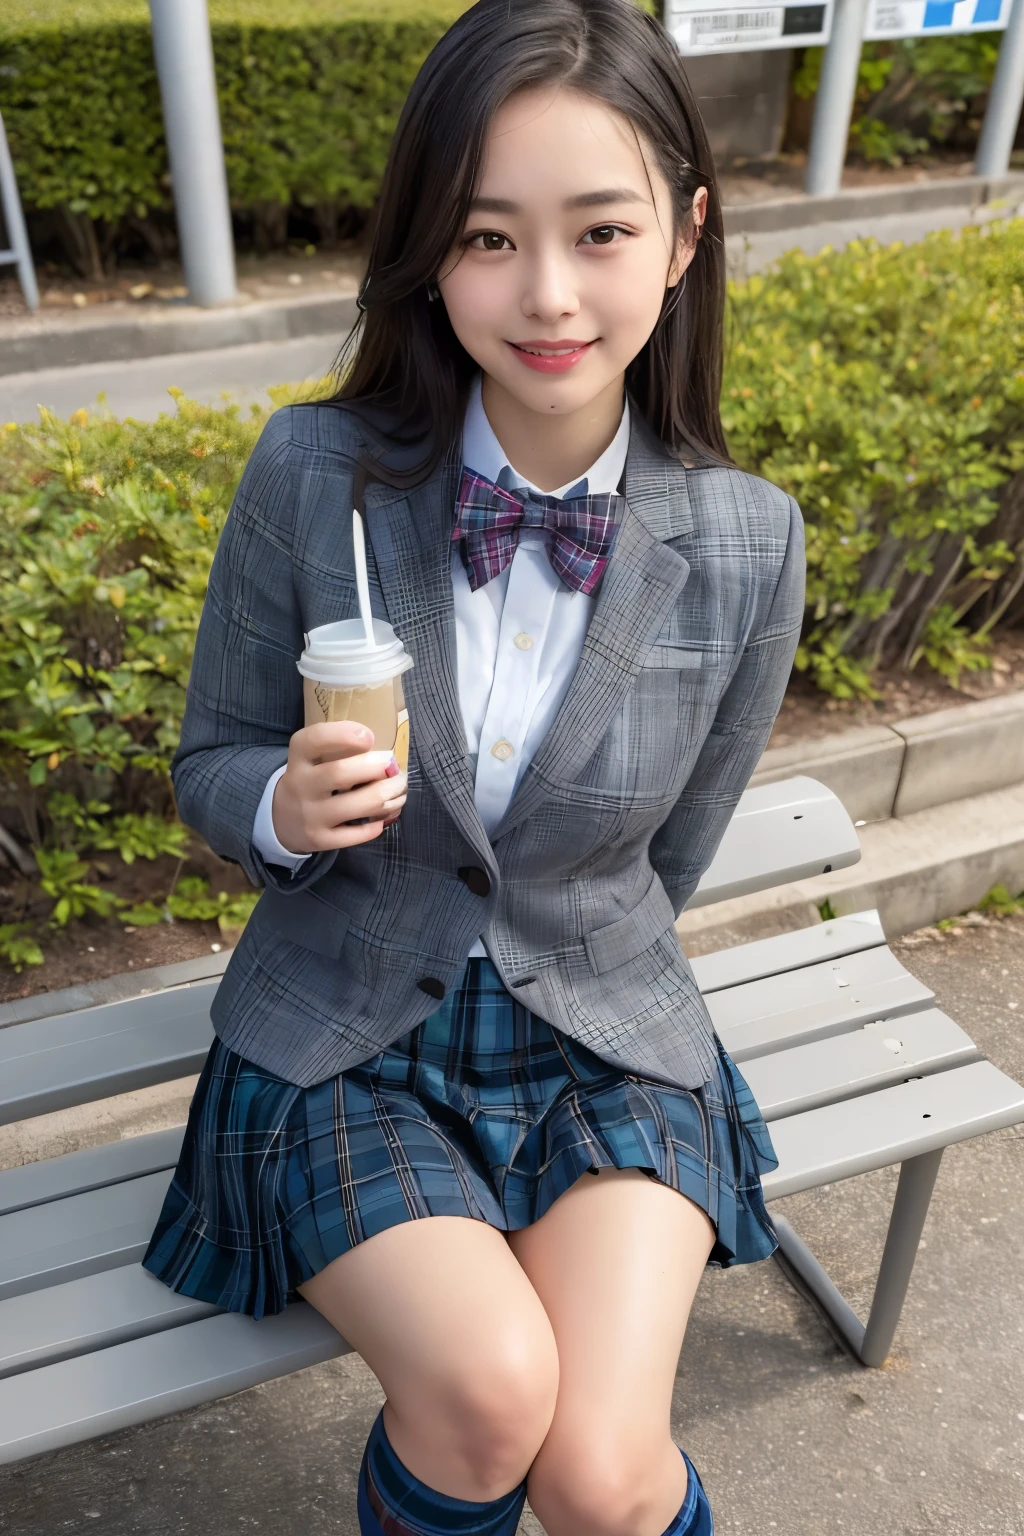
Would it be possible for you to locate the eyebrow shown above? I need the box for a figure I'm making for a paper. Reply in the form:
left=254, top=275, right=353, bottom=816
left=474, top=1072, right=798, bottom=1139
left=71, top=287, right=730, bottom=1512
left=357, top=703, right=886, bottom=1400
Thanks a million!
left=467, top=187, right=649, bottom=214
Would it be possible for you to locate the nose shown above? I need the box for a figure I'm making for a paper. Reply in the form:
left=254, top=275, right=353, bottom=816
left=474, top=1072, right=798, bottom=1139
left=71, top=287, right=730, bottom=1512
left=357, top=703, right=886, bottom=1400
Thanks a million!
left=520, top=245, right=581, bottom=324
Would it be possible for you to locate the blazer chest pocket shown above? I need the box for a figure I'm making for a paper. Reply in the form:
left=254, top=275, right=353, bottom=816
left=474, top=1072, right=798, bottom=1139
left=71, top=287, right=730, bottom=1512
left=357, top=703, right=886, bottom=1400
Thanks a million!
left=642, top=624, right=733, bottom=670
left=643, top=643, right=712, bottom=669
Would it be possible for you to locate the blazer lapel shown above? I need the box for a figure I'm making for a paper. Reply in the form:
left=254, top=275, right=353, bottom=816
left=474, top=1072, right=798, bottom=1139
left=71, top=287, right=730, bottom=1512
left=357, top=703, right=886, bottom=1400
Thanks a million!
left=363, top=447, right=496, bottom=871
left=489, top=415, right=694, bottom=843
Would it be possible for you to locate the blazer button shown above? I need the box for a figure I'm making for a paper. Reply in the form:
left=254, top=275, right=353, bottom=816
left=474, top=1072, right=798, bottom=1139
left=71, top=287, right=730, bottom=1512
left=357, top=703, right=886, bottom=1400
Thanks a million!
left=457, top=866, right=491, bottom=898
left=417, top=977, right=446, bottom=1000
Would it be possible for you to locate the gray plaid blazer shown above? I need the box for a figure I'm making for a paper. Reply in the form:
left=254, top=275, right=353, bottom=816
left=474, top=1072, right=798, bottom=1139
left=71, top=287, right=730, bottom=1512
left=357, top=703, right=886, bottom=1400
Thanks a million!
left=172, top=400, right=804, bottom=1091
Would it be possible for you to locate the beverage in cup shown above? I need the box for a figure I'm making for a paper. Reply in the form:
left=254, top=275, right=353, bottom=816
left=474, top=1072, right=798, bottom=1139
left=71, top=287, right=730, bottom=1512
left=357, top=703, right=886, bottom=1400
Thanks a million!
left=297, top=617, right=414, bottom=773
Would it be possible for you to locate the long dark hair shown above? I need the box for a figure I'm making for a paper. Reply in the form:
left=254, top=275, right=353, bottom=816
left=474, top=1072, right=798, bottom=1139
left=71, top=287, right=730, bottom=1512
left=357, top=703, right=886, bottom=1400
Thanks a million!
left=333, top=0, right=730, bottom=478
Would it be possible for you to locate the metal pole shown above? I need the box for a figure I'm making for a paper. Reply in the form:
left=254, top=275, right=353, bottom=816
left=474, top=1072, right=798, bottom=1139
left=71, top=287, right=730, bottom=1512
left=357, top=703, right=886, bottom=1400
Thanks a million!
left=805, top=0, right=871, bottom=198
left=147, top=0, right=237, bottom=307
left=0, top=111, right=40, bottom=313
left=975, top=0, right=1024, bottom=179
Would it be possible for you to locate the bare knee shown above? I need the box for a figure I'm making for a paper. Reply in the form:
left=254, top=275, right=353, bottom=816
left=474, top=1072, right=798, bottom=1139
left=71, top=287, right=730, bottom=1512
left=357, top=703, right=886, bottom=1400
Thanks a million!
left=391, top=1331, right=560, bottom=1500
left=528, top=1443, right=679, bottom=1536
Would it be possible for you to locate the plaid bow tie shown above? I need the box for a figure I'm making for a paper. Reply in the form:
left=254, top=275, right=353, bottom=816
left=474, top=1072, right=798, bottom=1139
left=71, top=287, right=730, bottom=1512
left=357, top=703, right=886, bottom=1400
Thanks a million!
left=452, top=467, right=622, bottom=596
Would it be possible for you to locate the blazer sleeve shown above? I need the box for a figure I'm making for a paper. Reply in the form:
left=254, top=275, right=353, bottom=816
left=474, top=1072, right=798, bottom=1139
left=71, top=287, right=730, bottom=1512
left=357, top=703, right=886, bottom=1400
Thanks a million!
left=170, top=407, right=339, bottom=893
left=648, top=494, right=805, bottom=918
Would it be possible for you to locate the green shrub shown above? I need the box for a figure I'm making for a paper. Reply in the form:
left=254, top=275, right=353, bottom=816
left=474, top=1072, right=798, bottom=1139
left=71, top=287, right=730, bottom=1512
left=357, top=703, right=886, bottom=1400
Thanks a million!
left=793, top=36, right=1002, bottom=165
left=0, top=1, right=473, bottom=268
left=724, top=219, right=1024, bottom=695
left=0, top=393, right=259, bottom=855
left=0, top=0, right=655, bottom=269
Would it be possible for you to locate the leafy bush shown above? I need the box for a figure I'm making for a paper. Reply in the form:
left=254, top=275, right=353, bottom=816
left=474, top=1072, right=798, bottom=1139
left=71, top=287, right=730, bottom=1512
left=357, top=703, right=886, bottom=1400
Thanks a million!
left=723, top=218, right=1024, bottom=696
left=793, top=36, right=1003, bottom=166
left=0, top=394, right=256, bottom=824
left=0, top=0, right=654, bottom=271
left=1, top=221, right=1022, bottom=963
left=0, top=0, right=473, bottom=271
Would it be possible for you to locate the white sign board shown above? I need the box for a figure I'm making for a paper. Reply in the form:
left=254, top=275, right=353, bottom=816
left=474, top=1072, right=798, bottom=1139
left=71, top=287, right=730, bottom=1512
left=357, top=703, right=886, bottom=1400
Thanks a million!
left=865, top=0, right=1010, bottom=37
left=666, top=0, right=833, bottom=53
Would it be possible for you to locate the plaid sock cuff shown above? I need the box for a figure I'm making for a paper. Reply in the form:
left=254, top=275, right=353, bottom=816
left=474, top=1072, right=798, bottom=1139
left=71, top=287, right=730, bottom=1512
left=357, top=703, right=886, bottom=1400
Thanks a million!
left=358, top=1410, right=528, bottom=1536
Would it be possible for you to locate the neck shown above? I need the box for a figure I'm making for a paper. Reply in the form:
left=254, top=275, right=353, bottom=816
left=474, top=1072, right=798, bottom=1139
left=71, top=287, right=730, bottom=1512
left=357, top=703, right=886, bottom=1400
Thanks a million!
left=480, top=373, right=625, bottom=492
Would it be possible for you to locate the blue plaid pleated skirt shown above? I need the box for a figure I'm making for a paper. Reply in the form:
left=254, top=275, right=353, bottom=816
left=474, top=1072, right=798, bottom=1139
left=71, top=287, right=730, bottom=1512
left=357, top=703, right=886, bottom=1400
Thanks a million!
left=142, top=957, right=779, bottom=1320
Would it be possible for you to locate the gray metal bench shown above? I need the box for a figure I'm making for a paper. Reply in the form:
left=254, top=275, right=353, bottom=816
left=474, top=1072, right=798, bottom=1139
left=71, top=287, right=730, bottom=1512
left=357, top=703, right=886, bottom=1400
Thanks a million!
left=1, top=774, right=1022, bottom=1466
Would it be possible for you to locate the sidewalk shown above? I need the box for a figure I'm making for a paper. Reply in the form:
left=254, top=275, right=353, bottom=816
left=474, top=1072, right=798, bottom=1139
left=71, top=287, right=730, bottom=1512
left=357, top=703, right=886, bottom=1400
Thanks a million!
left=0, top=917, right=1020, bottom=1535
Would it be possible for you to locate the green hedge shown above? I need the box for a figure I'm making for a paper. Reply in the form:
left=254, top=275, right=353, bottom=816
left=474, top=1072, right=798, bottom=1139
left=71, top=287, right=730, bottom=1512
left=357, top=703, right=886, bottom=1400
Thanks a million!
left=0, top=0, right=655, bottom=262
left=724, top=220, right=1024, bottom=697
left=0, top=1, right=472, bottom=248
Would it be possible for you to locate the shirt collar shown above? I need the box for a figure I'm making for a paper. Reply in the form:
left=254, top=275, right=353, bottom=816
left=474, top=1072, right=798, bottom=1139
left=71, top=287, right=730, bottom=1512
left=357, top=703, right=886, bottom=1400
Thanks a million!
left=461, top=371, right=630, bottom=498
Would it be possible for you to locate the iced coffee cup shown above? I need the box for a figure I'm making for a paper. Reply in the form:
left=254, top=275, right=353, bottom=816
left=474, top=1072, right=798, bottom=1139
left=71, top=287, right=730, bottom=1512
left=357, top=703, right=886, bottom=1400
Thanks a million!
left=297, top=617, right=414, bottom=772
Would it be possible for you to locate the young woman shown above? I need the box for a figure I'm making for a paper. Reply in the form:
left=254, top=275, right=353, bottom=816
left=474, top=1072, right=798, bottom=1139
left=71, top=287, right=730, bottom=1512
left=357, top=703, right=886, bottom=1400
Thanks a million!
left=143, top=3, right=805, bottom=1534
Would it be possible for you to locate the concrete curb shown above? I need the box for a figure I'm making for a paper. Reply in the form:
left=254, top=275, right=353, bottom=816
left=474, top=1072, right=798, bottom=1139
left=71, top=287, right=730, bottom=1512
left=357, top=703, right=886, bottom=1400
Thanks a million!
left=677, top=779, right=1024, bottom=957
left=724, top=172, right=1024, bottom=281
left=0, top=291, right=360, bottom=378
left=0, top=949, right=230, bottom=1031
left=751, top=689, right=1024, bottom=826
left=721, top=171, right=1024, bottom=236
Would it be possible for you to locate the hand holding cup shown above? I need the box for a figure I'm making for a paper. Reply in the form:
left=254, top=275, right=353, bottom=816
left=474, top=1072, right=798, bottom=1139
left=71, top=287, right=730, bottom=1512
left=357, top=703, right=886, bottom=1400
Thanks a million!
left=272, top=722, right=408, bottom=854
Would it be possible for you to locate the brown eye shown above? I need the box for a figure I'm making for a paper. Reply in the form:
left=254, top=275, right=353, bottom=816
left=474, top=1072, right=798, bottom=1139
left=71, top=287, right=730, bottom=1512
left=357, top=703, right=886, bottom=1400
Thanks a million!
left=588, top=226, right=617, bottom=245
left=480, top=232, right=507, bottom=251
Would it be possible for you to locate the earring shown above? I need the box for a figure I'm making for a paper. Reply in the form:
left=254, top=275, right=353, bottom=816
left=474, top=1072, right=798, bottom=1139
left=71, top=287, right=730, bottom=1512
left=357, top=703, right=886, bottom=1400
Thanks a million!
left=426, top=282, right=440, bottom=302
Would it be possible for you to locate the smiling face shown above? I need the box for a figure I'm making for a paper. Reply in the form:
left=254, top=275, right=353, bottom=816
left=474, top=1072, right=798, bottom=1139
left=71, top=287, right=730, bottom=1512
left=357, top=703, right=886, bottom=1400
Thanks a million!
left=437, top=85, right=705, bottom=437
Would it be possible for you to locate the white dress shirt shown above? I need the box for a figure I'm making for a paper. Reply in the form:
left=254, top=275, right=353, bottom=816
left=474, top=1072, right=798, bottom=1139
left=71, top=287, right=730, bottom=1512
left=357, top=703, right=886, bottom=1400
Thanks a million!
left=251, top=373, right=630, bottom=960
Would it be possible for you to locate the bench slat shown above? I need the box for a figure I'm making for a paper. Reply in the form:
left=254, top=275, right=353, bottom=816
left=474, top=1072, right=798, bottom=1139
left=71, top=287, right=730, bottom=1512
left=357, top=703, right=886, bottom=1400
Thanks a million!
left=763, top=1059, right=1024, bottom=1200
left=743, top=1009, right=980, bottom=1121
left=0, top=985, right=216, bottom=1126
left=0, top=1170, right=172, bottom=1301
left=0, top=1126, right=185, bottom=1219
left=0, top=1304, right=349, bottom=1466
left=690, top=911, right=886, bottom=995
left=687, top=776, right=861, bottom=909
left=708, top=945, right=933, bottom=1061
left=0, top=1263, right=219, bottom=1381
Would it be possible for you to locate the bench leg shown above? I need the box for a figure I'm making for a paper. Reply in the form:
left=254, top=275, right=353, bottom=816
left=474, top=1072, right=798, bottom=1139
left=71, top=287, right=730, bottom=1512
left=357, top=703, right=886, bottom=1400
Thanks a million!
left=770, top=1148, right=944, bottom=1367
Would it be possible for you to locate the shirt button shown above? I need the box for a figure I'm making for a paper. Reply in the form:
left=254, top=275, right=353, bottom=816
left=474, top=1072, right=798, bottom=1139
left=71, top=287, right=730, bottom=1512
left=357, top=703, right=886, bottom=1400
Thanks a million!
left=490, top=739, right=515, bottom=761
left=514, top=632, right=534, bottom=651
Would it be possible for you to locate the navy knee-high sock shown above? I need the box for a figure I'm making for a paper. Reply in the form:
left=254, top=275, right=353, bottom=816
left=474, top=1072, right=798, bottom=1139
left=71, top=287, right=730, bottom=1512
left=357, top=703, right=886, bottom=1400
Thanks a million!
left=357, top=1410, right=527, bottom=1536
left=661, top=1448, right=714, bottom=1536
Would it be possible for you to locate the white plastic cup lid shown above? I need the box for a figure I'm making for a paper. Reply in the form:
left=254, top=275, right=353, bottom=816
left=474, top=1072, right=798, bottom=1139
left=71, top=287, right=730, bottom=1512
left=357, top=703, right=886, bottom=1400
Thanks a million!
left=297, top=618, right=414, bottom=689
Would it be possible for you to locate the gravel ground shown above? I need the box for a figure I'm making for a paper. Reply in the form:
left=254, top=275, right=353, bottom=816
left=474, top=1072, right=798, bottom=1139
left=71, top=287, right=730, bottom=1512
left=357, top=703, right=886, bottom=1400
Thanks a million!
left=0, top=918, right=1021, bottom=1536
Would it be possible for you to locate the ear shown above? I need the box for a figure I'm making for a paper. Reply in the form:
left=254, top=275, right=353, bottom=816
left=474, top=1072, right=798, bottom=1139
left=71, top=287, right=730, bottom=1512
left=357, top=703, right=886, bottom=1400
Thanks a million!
left=666, top=186, right=709, bottom=288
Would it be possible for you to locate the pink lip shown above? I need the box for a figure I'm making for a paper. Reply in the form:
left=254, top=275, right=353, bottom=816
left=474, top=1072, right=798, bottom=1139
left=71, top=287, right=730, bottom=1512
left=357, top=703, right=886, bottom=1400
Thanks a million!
left=506, top=339, right=596, bottom=374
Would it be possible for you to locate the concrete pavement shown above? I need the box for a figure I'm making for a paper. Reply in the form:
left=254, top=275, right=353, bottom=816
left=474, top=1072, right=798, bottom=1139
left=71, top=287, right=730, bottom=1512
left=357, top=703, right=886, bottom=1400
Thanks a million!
left=0, top=333, right=339, bottom=424
left=0, top=918, right=1021, bottom=1536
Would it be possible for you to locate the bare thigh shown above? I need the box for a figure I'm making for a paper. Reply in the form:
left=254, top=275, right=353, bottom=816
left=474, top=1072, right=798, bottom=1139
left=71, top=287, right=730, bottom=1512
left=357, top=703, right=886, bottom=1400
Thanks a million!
left=507, top=1168, right=717, bottom=1536
left=298, top=1216, right=559, bottom=1502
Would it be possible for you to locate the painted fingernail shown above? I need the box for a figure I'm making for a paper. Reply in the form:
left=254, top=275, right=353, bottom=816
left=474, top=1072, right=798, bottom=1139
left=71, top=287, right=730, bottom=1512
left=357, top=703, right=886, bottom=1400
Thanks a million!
left=384, top=755, right=400, bottom=778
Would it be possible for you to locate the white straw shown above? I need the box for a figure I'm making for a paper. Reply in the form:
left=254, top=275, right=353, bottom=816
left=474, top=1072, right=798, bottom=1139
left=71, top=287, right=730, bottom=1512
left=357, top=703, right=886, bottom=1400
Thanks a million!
left=352, top=509, right=379, bottom=650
